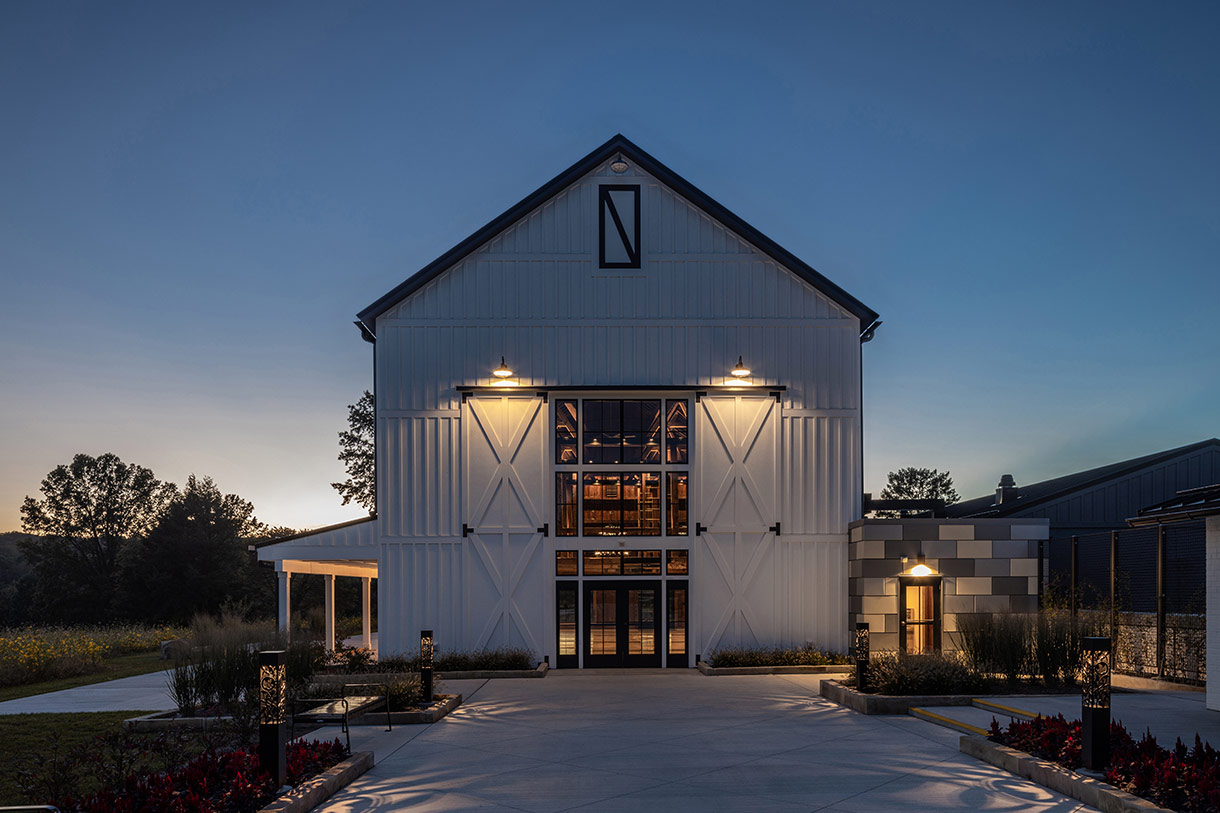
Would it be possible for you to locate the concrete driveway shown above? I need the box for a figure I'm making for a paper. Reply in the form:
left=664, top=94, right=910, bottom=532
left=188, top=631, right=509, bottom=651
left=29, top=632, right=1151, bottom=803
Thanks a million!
left=319, top=671, right=1093, bottom=812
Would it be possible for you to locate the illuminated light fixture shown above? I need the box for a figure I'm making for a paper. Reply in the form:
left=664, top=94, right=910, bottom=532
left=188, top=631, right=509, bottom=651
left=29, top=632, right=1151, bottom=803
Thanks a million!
left=493, top=357, right=513, bottom=378
left=258, top=650, right=288, bottom=787
left=730, top=356, right=751, bottom=378
left=910, top=553, right=933, bottom=577
left=609, top=153, right=629, bottom=174
left=420, top=629, right=435, bottom=704
left=1081, top=636, right=1112, bottom=771
left=854, top=622, right=870, bottom=691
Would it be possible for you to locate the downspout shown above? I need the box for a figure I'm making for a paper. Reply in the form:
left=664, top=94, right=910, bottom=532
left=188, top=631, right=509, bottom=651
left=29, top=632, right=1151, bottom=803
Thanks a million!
left=859, top=320, right=882, bottom=519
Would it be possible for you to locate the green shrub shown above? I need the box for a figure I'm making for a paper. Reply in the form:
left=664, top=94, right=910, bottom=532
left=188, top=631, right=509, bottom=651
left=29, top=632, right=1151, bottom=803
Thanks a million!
left=708, top=644, right=850, bottom=668
left=864, top=651, right=985, bottom=695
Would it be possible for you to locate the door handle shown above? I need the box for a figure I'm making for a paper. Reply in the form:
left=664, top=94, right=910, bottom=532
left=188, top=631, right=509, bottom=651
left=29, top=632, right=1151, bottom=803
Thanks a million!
left=695, top=523, right=708, bottom=536
left=537, top=523, right=549, bottom=537
left=769, top=522, right=781, bottom=536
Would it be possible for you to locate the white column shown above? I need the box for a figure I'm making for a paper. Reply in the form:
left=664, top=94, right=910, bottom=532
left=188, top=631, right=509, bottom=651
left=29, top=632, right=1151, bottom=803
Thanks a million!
left=361, top=577, right=372, bottom=650
left=324, top=574, right=335, bottom=652
left=277, top=570, right=291, bottom=642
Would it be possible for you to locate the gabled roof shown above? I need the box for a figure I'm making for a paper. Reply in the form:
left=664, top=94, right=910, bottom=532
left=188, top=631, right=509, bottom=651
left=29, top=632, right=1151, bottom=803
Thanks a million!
left=947, top=438, right=1220, bottom=518
left=357, top=134, right=879, bottom=335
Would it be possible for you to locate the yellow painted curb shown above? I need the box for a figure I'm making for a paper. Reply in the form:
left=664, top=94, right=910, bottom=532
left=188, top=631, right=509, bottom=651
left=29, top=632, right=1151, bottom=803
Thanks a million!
left=909, top=707, right=989, bottom=736
left=972, top=698, right=1036, bottom=720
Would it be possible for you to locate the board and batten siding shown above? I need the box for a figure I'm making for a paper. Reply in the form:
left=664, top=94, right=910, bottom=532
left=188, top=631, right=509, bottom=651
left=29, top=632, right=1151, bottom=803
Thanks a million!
left=375, top=160, right=862, bottom=657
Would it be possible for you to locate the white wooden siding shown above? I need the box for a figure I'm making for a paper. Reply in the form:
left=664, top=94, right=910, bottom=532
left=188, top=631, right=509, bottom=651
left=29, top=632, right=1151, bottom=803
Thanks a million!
left=372, top=158, right=864, bottom=656
left=256, top=518, right=377, bottom=563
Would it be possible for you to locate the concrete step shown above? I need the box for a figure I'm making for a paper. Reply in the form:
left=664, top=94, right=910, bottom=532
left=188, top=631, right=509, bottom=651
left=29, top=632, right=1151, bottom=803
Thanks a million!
left=909, top=698, right=1039, bottom=736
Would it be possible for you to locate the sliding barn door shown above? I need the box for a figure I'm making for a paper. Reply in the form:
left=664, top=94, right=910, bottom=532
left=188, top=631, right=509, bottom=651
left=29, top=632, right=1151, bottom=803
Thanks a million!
left=695, top=394, right=781, bottom=653
left=463, top=394, right=548, bottom=653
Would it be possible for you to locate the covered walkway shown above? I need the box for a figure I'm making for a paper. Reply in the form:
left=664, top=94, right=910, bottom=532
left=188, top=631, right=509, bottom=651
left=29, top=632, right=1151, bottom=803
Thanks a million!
left=253, top=516, right=378, bottom=653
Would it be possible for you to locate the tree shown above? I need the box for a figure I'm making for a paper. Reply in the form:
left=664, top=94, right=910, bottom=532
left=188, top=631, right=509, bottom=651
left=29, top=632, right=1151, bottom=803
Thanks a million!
left=331, top=390, right=374, bottom=513
left=878, top=467, right=960, bottom=516
left=19, top=453, right=176, bottom=622
left=120, top=475, right=267, bottom=623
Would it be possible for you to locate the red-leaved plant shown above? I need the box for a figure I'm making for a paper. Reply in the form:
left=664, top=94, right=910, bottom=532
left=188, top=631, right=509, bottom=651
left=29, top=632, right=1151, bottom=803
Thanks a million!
left=54, top=738, right=347, bottom=813
left=991, top=715, right=1220, bottom=812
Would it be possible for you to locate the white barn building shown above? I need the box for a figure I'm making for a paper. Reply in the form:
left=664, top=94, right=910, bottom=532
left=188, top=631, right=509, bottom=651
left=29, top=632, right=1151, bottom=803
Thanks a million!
left=259, top=134, right=884, bottom=667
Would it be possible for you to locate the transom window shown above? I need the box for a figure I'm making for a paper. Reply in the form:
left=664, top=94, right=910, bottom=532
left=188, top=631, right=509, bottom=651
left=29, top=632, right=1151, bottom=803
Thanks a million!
left=555, top=398, right=689, bottom=537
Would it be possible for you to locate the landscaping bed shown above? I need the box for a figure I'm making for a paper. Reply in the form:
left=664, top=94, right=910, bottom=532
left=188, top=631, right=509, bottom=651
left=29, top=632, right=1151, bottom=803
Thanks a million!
left=705, top=644, right=850, bottom=671
left=698, top=662, right=847, bottom=676
left=966, top=713, right=1220, bottom=813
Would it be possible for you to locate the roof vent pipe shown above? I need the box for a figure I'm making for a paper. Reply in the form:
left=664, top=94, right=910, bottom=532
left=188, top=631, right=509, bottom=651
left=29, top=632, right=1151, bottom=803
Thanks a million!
left=996, top=474, right=1019, bottom=505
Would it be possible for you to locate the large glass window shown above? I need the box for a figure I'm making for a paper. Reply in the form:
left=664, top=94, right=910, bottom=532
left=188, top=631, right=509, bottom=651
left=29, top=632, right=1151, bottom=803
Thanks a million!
left=900, top=577, right=942, bottom=654
left=582, top=550, right=661, bottom=575
left=556, top=398, right=689, bottom=537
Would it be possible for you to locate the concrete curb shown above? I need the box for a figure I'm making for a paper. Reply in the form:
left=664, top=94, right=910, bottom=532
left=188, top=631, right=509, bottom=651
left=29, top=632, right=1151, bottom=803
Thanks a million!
left=376, top=693, right=461, bottom=724
left=125, top=711, right=233, bottom=732
left=819, top=680, right=975, bottom=714
left=959, top=736, right=1173, bottom=813
left=697, top=662, right=849, bottom=676
left=257, top=751, right=374, bottom=813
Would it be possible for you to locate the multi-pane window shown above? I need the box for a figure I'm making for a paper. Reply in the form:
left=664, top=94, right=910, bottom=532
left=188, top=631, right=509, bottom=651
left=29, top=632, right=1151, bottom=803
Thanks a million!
left=555, top=398, right=690, bottom=537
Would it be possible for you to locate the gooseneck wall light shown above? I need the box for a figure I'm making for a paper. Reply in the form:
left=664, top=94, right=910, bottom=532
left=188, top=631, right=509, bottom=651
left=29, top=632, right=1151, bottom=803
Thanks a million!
left=609, top=153, right=629, bottom=174
left=258, top=650, right=288, bottom=787
left=1081, top=636, right=1112, bottom=771
left=730, top=356, right=751, bottom=378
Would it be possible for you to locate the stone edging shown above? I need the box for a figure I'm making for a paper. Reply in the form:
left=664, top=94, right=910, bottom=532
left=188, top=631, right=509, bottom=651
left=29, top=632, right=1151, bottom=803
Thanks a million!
left=819, top=680, right=976, bottom=715
left=697, top=662, right=849, bottom=676
left=315, top=662, right=547, bottom=684
left=377, top=693, right=461, bottom=724
left=124, top=711, right=234, bottom=732
left=257, top=751, right=374, bottom=813
left=960, top=735, right=1173, bottom=813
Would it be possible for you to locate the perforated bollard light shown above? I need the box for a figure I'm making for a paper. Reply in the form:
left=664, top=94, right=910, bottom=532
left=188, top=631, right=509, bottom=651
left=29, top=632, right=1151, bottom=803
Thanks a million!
left=855, top=622, right=870, bottom=691
left=258, top=650, right=288, bottom=787
left=1081, top=636, right=1112, bottom=771
left=420, top=630, right=434, bottom=704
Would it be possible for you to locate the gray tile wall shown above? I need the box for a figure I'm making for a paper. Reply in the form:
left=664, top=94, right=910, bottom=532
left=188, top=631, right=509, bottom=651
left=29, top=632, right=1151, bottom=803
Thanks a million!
left=848, top=518, right=1050, bottom=653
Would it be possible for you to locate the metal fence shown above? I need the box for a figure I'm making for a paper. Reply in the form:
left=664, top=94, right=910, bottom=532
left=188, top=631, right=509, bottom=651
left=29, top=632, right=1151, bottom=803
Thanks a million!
left=1043, top=521, right=1206, bottom=685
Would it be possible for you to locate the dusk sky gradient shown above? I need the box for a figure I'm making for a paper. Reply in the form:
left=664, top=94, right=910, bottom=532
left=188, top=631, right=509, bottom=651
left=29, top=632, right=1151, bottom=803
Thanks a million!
left=1, top=1, right=1217, bottom=533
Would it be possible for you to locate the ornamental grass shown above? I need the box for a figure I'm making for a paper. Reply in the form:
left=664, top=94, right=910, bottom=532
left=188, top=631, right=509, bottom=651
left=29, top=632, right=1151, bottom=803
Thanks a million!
left=707, top=644, right=851, bottom=669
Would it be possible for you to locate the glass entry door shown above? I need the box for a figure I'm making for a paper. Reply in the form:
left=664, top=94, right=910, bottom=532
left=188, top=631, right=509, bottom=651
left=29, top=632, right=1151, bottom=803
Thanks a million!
left=582, top=581, right=662, bottom=667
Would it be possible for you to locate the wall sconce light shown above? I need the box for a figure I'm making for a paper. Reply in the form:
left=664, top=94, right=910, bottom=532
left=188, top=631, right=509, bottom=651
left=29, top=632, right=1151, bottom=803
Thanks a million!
left=730, top=356, right=751, bottom=378
left=1081, top=636, right=1112, bottom=771
left=420, top=629, right=435, bottom=704
left=609, top=153, right=629, bottom=174
left=910, top=553, right=933, bottom=577
left=258, top=650, right=288, bottom=787
left=854, top=622, right=870, bottom=691
left=493, top=357, right=513, bottom=378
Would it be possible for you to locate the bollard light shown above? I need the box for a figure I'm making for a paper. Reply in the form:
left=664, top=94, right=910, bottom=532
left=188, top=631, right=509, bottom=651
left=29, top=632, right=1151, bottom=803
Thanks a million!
left=258, top=650, right=288, bottom=787
left=1081, top=636, right=1112, bottom=771
left=420, top=629, right=434, bottom=704
left=855, top=622, right=870, bottom=691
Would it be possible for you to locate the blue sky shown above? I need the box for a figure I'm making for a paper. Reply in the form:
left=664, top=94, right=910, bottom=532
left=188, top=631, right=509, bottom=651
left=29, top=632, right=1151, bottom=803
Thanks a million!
left=1, top=1, right=1217, bottom=532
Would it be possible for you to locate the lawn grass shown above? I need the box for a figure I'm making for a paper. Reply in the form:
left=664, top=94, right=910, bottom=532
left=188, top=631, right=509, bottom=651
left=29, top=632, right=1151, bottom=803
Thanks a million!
left=0, top=651, right=170, bottom=703
left=0, top=710, right=157, bottom=805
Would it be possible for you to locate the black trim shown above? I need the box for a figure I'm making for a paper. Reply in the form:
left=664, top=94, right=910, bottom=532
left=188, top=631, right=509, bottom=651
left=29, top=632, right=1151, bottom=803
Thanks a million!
left=457, top=384, right=785, bottom=394
left=356, top=134, right=878, bottom=333
left=667, top=580, right=689, bottom=669
left=598, top=184, right=641, bottom=269
left=556, top=581, right=578, bottom=669
left=582, top=580, right=663, bottom=668
left=898, top=575, right=942, bottom=654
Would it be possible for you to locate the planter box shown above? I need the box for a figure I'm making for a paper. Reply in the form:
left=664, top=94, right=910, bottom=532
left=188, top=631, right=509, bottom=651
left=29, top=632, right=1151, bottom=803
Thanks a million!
left=820, top=680, right=976, bottom=715
left=125, top=711, right=235, bottom=732
left=315, top=662, right=546, bottom=684
left=376, top=693, right=461, bottom=725
left=257, top=751, right=374, bottom=813
left=697, top=662, right=849, bottom=676
left=960, top=735, right=1173, bottom=813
